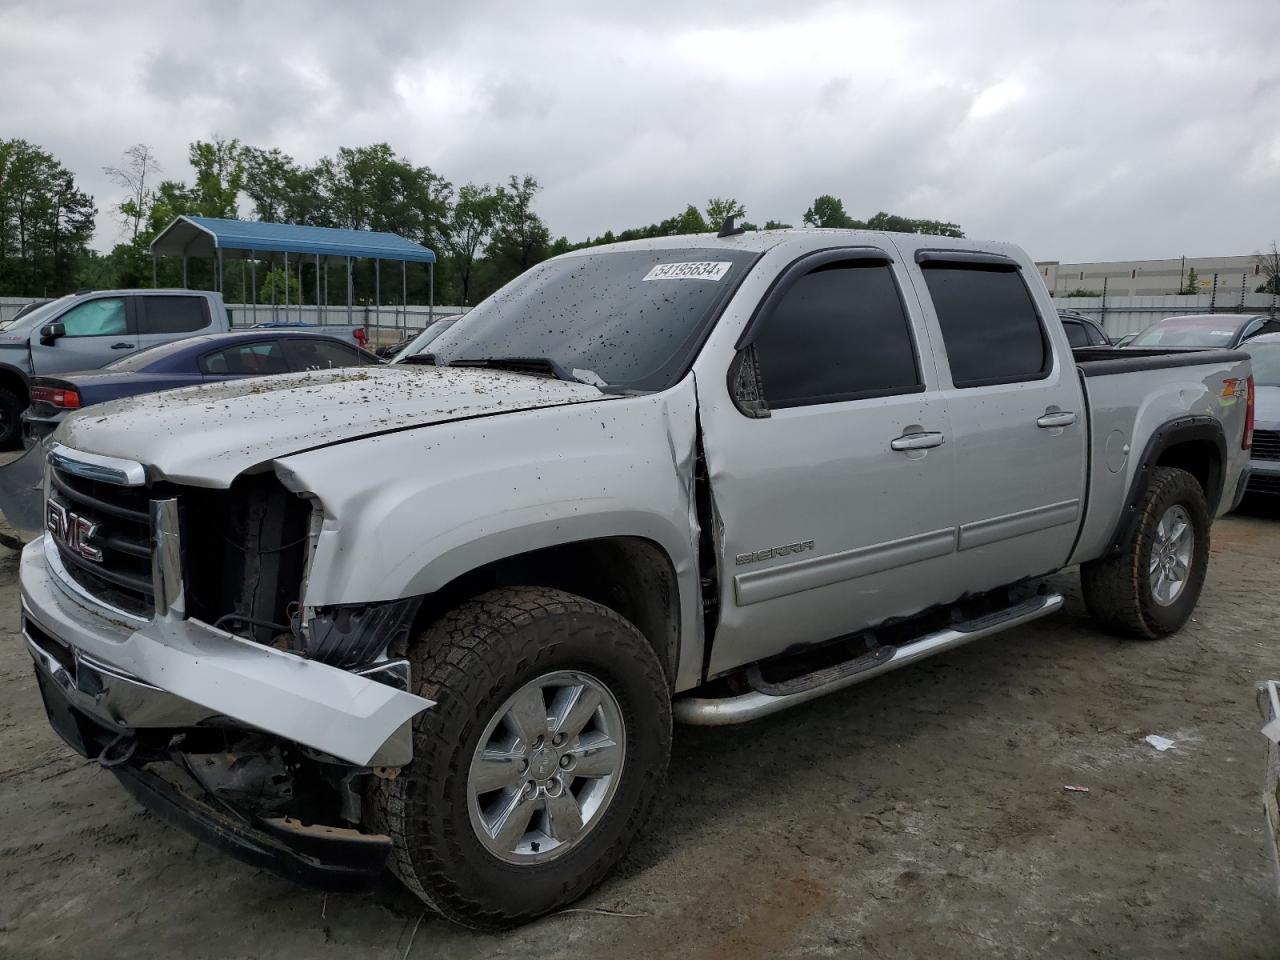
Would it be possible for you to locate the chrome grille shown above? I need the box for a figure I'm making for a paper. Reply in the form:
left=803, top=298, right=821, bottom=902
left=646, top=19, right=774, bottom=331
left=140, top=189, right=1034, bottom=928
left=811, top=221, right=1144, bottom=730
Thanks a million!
left=1252, top=429, right=1280, bottom=462
left=47, top=463, right=154, bottom=618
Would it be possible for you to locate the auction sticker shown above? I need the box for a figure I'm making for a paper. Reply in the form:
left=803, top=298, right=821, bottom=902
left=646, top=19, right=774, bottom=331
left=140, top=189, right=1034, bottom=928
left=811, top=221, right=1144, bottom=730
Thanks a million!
left=642, top=261, right=732, bottom=282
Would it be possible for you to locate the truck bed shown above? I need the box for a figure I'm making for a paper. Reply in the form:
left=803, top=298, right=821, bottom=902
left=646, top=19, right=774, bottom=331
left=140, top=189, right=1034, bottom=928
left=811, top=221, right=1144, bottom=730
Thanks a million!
left=1067, top=345, right=1252, bottom=565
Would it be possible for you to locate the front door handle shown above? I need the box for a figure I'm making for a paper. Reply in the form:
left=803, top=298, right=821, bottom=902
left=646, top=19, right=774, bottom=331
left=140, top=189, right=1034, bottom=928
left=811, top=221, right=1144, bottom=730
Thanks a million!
left=891, top=431, right=945, bottom=451
left=110, top=342, right=135, bottom=350
left=1036, top=411, right=1077, bottom=428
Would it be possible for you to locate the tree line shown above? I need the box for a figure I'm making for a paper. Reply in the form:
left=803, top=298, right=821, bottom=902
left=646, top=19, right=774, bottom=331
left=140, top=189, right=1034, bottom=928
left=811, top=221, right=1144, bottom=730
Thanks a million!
left=0, top=135, right=971, bottom=304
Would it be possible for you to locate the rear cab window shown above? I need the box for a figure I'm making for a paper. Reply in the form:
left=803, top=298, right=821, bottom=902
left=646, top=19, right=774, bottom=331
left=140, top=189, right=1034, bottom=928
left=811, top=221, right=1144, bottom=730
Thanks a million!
left=1062, top=320, right=1089, bottom=349
left=918, top=254, right=1048, bottom=387
left=138, top=296, right=211, bottom=335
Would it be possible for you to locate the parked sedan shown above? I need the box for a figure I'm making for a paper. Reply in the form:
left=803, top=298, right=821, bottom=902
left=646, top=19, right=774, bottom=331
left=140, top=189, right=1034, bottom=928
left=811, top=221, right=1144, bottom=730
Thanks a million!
left=22, top=330, right=381, bottom=445
left=1127, top=313, right=1280, bottom=349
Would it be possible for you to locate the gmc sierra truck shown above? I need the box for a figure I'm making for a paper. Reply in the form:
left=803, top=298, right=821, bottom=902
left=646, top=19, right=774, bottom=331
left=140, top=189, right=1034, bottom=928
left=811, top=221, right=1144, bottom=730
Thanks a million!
left=20, top=228, right=1253, bottom=928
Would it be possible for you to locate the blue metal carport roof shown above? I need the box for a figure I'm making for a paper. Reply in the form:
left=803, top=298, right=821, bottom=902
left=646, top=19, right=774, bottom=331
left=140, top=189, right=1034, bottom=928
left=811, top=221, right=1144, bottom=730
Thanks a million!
left=150, top=215, right=436, bottom=263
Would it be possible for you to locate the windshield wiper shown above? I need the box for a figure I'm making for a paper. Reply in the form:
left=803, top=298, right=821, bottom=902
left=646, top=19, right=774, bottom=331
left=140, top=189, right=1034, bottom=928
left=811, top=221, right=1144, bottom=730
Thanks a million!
left=397, top=353, right=437, bottom=365
left=449, top=356, right=580, bottom=383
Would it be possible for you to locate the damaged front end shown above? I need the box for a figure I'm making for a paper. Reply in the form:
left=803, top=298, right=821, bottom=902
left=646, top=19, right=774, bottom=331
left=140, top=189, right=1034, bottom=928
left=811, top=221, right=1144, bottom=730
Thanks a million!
left=23, top=445, right=434, bottom=889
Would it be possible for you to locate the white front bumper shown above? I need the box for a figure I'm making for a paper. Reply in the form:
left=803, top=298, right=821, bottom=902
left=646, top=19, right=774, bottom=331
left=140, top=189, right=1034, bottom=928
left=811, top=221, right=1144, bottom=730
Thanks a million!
left=21, top=536, right=432, bottom=766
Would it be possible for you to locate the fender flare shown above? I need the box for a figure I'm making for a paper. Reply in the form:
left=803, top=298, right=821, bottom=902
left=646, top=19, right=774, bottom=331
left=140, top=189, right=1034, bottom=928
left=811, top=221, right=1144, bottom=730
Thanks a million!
left=1105, top=415, right=1226, bottom=555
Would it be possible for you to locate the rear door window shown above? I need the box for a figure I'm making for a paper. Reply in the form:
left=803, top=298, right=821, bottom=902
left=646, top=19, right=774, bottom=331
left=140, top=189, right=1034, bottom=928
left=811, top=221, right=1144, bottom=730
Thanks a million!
left=921, top=264, right=1048, bottom=387
left=750, top=259, right=922, bottom=408
left=137, top=296, right=210, bottom=335
left=199, top=340, right=287, bottom=375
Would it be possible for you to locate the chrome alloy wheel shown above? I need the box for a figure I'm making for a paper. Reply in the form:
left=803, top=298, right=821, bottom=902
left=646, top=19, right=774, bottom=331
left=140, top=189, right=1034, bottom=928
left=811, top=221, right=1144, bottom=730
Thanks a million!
left=467, top=670, right=626, bottom=864
left=1149, top=504, right=1194, bottom=606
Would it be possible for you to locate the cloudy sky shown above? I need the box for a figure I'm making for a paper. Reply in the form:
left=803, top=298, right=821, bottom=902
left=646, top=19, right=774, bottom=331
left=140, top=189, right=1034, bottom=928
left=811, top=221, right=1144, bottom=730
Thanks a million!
left=3, top=0, right=1278, bottom=262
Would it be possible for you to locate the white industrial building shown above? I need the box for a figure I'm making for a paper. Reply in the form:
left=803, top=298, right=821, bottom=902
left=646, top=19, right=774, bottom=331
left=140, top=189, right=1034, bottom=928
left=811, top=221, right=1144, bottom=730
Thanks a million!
left=1035, top=254, right=1268, bottom=298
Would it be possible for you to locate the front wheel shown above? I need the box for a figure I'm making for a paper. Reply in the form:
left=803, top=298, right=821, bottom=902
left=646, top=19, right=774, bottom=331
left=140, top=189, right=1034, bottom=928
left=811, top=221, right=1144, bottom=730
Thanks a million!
left=372, top=586, right=671, bottom=929
left=1080, top=466, right=1211, bottom=639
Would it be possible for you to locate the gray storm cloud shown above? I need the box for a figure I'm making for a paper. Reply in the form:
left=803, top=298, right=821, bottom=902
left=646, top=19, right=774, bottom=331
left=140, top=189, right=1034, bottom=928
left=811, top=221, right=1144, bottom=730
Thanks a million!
left=1, top=0, right=1276, bottom=261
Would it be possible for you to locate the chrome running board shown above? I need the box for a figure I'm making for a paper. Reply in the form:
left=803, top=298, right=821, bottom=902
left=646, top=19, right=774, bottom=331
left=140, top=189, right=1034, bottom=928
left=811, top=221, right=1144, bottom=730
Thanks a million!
left=674, top=593, right=1064, bottom=726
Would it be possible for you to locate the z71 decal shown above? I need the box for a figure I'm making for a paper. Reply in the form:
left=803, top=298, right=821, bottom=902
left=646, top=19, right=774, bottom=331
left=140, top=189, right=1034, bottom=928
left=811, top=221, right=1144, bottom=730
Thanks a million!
left=735, top=539, right=815, bottom=566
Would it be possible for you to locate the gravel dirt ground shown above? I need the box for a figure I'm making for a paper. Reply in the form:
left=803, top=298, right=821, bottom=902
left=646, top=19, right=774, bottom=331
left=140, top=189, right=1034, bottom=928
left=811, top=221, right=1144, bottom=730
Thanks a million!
left=1, top=500, right=1278, bottom=959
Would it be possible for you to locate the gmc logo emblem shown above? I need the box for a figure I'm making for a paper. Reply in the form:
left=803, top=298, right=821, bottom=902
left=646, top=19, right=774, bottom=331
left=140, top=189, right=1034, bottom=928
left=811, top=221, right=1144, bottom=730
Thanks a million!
left=47, top=500, right=102, bottom=563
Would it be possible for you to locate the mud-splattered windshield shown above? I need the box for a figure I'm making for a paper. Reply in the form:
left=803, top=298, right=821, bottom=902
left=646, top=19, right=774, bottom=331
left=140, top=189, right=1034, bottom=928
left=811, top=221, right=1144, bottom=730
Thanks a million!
left=417, top=248, right=757, bottom=391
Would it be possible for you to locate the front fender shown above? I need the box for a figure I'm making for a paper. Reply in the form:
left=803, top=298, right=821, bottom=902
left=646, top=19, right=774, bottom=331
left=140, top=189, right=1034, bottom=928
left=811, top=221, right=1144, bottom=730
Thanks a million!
left=275, top=378, right=706, bottom=690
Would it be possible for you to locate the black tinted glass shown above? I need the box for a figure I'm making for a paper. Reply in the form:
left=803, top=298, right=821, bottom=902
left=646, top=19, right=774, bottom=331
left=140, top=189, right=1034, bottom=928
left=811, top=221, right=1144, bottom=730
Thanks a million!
left=754, top=261, right=921, bottom=407
left=200, top=341, right=287, bottom=375
left=140, top=296, right=209, bottom=334
left=923, top=265, right=1047, bottom=386
left=425, top=248, right=756, bottom=391
left=1062, top=320, right=1089, bottom=348
left=283, top=338, right=363, bottom=371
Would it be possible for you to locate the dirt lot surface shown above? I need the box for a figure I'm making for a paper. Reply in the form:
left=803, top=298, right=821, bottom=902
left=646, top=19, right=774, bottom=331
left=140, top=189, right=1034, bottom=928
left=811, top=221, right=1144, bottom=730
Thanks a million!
left=1, top=505, right=1278, bottom=959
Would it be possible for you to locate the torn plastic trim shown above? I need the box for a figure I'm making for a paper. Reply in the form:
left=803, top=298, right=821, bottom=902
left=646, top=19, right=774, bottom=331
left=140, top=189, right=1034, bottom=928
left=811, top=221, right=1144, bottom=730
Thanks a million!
left=303, top=596, right=422, bottom=669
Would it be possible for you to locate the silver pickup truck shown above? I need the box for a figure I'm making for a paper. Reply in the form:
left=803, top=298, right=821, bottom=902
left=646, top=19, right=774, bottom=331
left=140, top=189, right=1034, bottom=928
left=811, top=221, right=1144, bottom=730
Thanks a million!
left=19, top=229, right=1252, bottom=927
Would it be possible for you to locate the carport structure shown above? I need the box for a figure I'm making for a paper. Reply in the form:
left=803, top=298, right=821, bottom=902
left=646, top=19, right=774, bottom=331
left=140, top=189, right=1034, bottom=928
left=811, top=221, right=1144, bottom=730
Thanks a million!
left=149, top=215, right=437, bottom=331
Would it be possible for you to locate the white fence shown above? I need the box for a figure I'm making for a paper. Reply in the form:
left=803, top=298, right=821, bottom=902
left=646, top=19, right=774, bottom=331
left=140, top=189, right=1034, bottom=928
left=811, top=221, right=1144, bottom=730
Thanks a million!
left=1052, top=292, right=1279, bottom=338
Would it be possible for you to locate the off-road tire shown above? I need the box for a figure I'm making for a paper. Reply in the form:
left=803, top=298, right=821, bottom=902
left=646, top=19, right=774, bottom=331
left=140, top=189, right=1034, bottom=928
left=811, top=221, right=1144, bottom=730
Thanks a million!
left=1080, top=466, right=1210, bottom=639
left=372, top=586, right=671, bottom=929
left=0, top=387, right=23, bottom=448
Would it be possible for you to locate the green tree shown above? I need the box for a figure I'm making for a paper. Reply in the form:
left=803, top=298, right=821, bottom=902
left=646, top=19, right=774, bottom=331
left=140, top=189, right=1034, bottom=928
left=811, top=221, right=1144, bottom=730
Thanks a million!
left=705, top=197, right=746, bottom=230
left=1181, top=267, right=1200, bottom=295
left=242, top=146, right=327, bottom=225
left=0, top=138, right=96, bottom=296
left=445, top=182, right=501, bottom=305
left=802, top=194, right=857, bottom=228
left=259, top=266, right=301, bottom=304
left=660, top=204, right=709, bottom=235
left=763, top=219, right=793, bottom=230
left=864, top=211, right=964, bottom=237
left=801, top=195, right=964, bottom=236
left=188, top=137, right=245, bottom=218
left=489, top=174, right=551, bottom=284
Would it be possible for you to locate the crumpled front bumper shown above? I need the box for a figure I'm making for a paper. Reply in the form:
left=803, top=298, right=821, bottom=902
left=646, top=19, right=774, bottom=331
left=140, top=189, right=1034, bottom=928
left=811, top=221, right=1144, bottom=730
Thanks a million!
left=21, top=537, right=433, bottom=767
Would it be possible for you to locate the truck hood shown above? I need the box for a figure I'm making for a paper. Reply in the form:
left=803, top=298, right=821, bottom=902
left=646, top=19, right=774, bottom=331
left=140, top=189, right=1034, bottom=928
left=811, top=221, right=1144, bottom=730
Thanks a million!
left=56, top=364, right=608, bottom=486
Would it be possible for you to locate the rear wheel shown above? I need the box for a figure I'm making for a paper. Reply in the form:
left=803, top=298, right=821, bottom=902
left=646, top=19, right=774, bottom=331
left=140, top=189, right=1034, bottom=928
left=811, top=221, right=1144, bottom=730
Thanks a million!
left=1080, top=466, right=1211, bottom=638
left=372, top=586, right=671, bottom=929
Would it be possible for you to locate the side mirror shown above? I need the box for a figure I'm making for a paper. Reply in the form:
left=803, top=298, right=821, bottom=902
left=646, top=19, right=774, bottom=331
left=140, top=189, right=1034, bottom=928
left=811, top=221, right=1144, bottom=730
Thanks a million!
left=39, top=322, right=65, bottom=346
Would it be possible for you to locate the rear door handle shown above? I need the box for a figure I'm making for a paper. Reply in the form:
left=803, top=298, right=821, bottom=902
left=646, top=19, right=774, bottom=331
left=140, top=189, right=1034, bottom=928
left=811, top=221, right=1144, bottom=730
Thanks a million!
left=1036, top=411, right=1077, bottom=428
left=891, top=431, right=945, bottom=451
left=110, top=342, right=135, bottom=350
